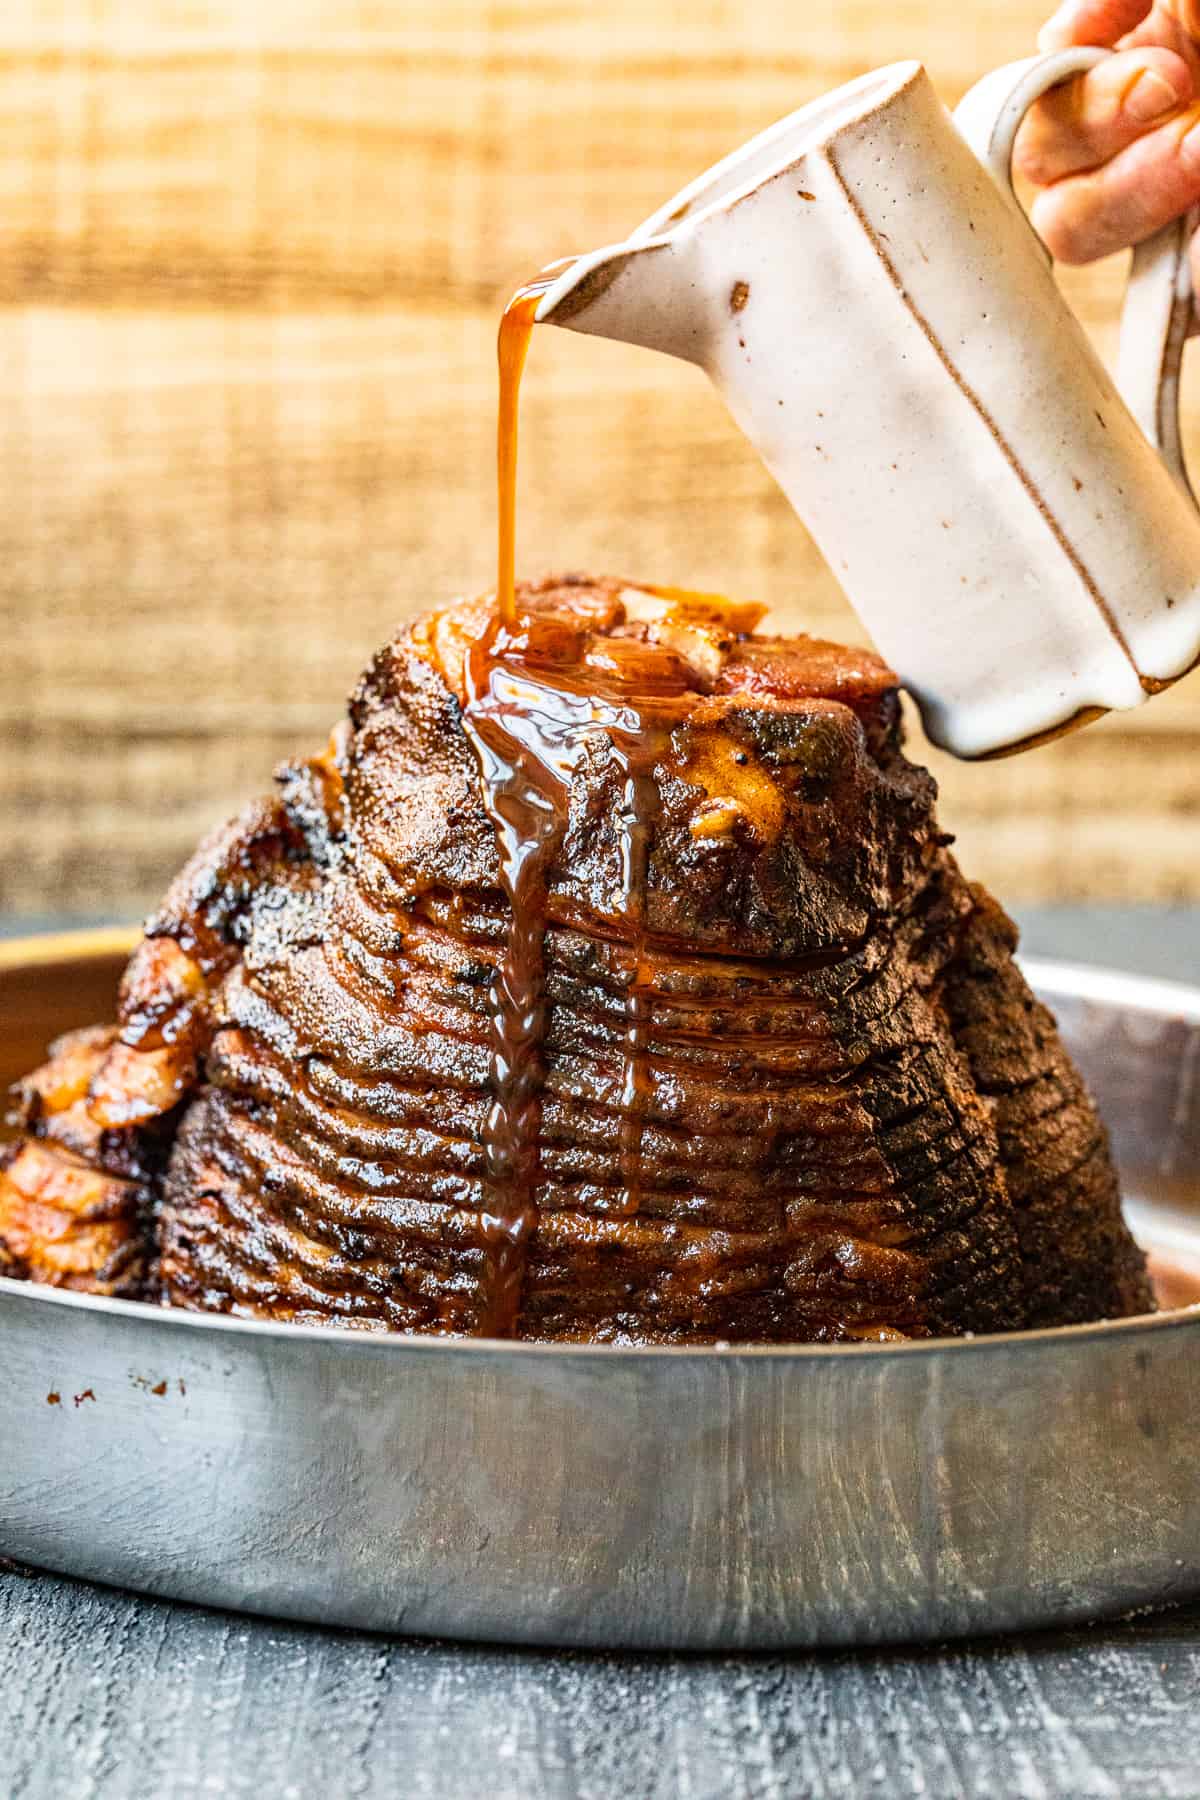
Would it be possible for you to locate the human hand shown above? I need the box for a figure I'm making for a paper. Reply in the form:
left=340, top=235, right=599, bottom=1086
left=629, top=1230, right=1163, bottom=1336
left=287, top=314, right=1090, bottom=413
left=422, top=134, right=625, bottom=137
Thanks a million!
left=1015, top=2, right=1200, bottom=272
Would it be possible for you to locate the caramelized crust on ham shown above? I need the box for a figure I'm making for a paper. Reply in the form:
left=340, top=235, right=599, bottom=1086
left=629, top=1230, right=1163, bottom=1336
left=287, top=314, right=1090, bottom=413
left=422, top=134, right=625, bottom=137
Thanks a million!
left=1, top=1026, right=168, bottom=1293
left=1, top=576, right=1152, bottom=1339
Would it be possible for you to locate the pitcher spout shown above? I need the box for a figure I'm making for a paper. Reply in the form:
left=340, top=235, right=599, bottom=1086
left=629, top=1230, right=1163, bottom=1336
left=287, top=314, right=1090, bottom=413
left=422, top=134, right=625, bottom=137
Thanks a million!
left=536, top=238, right=708, bottom=366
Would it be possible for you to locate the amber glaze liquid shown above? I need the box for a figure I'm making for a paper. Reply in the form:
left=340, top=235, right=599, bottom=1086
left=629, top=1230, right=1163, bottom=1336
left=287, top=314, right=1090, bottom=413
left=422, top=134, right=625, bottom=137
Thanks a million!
left=462, top=616, right=689, bottom=1335
left=614, top=757, right=656, bottom=1218
left=496, top=279, right=554, bottom=628
left=466, top=271, right=691, bottom=1334
left=457, top=645, right=556, bottom=1339
left=467, top=273, right=555, bottom=1331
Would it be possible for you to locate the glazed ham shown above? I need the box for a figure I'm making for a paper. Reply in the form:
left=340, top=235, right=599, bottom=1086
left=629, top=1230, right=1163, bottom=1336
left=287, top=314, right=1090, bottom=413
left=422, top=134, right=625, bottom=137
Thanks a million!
left=1, top=577, right=1152, bottom=1339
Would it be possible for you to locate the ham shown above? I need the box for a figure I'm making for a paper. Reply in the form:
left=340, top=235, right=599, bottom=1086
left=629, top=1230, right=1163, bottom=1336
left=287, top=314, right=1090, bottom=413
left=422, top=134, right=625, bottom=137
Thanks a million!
left=1, top=576, right=1152, bottom=1339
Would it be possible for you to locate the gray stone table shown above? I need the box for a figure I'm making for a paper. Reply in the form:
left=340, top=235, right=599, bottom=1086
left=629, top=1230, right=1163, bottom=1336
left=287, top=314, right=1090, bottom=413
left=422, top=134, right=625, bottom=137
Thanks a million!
left=3, top=907, right=1199, bottom=1800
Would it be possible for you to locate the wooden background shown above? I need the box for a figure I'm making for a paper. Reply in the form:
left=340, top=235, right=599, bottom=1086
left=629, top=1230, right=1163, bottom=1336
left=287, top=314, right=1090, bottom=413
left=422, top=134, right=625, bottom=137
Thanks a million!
left=3, top=0, right=1199, bottom=917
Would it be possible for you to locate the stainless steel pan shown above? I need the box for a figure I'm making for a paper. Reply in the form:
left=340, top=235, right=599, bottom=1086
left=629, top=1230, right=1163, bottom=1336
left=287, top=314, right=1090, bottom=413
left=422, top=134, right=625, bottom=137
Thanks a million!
left=3, top=934, right=1199, bottom=1648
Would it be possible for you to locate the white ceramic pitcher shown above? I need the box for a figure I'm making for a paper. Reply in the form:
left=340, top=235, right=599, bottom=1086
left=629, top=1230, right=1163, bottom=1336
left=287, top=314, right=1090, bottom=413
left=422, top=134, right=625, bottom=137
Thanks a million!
left=534, top=52, right=1200, bottom=758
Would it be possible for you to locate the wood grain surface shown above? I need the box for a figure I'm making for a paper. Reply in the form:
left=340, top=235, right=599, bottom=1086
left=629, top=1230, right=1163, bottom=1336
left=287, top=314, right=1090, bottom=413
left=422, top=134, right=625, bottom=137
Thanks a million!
left=2, top=0, right=1199, bottom=914
left=2, top=1567, right=1200, bottom=1800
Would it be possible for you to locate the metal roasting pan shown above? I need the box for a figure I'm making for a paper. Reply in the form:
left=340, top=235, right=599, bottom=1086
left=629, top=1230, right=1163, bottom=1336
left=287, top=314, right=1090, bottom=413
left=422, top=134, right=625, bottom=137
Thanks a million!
left=4, top=930, right=1200, bottom=1650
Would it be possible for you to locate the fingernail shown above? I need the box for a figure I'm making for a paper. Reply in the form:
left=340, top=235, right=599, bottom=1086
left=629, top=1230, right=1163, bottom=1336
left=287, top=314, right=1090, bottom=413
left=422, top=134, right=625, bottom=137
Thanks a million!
left=1126, top=69, right=1182, bottom=125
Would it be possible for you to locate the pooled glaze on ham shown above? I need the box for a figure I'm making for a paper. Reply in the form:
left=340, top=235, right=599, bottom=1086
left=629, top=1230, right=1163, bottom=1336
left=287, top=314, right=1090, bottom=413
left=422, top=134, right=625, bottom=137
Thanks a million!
left=1, top=576, right=1152, bottom=1339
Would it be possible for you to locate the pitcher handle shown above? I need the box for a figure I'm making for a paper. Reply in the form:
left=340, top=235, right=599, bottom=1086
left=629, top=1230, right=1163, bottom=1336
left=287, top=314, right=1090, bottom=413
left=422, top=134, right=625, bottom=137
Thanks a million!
left=955, top=49, right=1197, bottom=504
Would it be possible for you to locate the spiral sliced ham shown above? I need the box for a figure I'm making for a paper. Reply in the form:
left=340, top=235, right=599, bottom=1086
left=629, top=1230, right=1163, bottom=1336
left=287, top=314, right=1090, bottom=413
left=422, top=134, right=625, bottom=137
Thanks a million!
left=1, top=576, right=1152, bottom=1339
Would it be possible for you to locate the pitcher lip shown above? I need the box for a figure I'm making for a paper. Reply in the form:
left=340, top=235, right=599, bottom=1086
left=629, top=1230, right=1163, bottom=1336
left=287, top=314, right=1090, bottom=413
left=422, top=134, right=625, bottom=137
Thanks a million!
left=535, top=60, right=924, bottom=326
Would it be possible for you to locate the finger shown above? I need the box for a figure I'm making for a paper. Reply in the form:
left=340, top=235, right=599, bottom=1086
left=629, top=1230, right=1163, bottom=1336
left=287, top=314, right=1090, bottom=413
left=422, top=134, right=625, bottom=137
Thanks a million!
left=1038, top=0, right=1152, bottom=49
left=1123, top=1, right=1200, bottom=53
left=1159, top=0, right=1200, bottom=39
left=1031, top=100, right=1200, bottom=259
left=1016, top=46, right=1192, bottom=183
